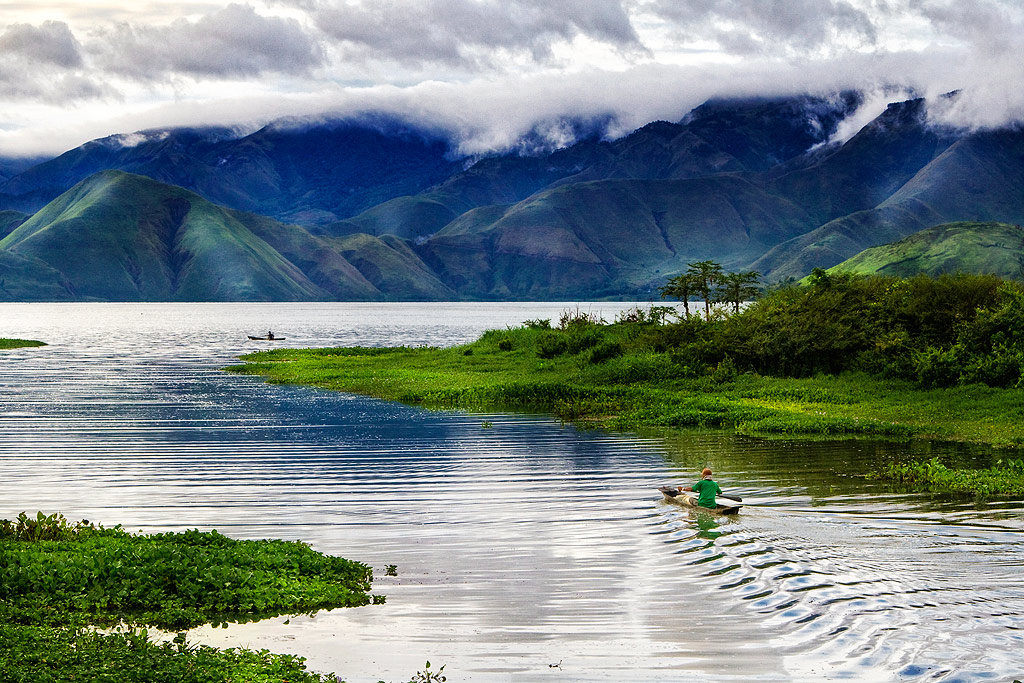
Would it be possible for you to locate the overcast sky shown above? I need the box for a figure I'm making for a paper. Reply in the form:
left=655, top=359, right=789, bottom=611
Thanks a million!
left=0, top=0, right=1021, bottom=157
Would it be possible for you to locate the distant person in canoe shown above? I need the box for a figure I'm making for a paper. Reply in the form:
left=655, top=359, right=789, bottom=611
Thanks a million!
left=267, top=331, right=275, bottom=340
left=684, top=467, right=723, bottom=510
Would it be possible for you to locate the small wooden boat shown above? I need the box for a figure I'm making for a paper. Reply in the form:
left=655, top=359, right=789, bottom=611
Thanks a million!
left=658, top=486, right=743, bottom=514
left=247, top=334, right=285, bottom=341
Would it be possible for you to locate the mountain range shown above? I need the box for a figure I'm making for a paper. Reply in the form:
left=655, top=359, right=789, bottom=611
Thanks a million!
left=2, top=92, right=1022, bottom=301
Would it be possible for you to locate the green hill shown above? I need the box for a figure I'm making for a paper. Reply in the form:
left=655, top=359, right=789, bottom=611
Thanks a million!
left=0, top=171, right=381, bottom=301
left=828, top=222, right=1024, bottom=278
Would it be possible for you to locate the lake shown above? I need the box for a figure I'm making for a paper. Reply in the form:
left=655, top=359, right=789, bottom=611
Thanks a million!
left=1, top=302, right=1022, bottom=682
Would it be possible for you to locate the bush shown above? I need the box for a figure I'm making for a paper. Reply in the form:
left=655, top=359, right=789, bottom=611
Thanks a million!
left=536, top=332, right=569, bottom=359
left=588, top=341, right=624, bottom=364
left=566, top=328, right=603, bottom=355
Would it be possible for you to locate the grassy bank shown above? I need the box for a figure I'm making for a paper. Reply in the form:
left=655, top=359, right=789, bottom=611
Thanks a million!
left=0, top=512, right=386, bottom=682
left=0, top=338, right=46, bottom=349
left=226, top=331, right=1024, bottom=447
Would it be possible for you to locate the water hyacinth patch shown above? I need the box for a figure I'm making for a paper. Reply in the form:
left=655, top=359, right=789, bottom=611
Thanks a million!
left=0, top=624, right=342, bottom=683
left=0, top=514, right=380, bottom=630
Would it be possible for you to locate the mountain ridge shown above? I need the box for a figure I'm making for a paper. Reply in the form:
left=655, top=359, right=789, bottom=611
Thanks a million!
left=2, top=92, right=1022, bottom=301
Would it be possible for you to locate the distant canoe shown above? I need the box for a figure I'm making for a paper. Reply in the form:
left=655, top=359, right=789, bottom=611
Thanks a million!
left=658, top=486, right=742, bottom=514
left=247, top=335, right=285, bottom=341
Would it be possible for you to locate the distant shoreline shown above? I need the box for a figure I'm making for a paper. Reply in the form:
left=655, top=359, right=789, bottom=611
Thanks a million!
left=0, top=338, right=46, bottom=349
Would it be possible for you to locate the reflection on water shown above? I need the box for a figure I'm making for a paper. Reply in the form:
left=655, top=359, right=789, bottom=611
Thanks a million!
left=1, top=303, right=1023, bottom=682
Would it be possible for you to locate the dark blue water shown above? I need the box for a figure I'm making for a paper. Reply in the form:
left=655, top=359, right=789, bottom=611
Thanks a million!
left=1, top=303, right=1022, bottom=682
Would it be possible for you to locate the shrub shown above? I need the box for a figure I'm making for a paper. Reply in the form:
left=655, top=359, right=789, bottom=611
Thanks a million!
left=536, top=332, right=569, bottom=359
left=566, top=328, right=603, bottom=355
left=588, top=341, right=624, bottom=364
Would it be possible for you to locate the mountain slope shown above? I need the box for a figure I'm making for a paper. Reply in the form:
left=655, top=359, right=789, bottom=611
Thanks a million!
left=768, top=98, right=958, bottom=226
left=417, top=175, right=813, bottom=298
left=0, top=120, right=461, bottom=225
left=827, top=222, right=1024, bottom=278
left=0, top=171, right=381, bottom=301
left=331, top=233, right=455, bottom=300
left=0, top=251, right=71, bottom=300
left=0, top=210, right=28, bottom=240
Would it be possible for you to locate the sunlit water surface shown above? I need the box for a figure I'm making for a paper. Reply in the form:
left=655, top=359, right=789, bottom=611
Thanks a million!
left=1, top=303, right=1022, bottom=682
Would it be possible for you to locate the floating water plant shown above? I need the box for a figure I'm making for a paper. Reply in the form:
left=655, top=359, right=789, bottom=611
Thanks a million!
left=0, top=512, right=386, bottom=682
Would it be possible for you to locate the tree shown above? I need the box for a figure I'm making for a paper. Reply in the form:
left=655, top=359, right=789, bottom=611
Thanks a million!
left=686, top=260, right=723, bottom=320
left=717, top=271, right=761, bottom=313
left=659, top=273, right=696, bottom=317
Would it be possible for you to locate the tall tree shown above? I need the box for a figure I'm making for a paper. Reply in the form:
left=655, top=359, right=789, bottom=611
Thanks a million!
left=687, top=260, right=723, bottom=320
left=659, top=272, right=696, bottom=317
left=717, top=271, right=761, bottom=313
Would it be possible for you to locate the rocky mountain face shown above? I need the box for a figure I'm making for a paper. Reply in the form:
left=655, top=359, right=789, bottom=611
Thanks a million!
left=2, top=93, right=1022, bottom=301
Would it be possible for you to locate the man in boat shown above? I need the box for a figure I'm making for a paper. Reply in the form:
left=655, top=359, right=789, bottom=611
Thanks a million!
left=267, top=331, right=275, bottom=340
left=683, top=467, right=723, bottom=510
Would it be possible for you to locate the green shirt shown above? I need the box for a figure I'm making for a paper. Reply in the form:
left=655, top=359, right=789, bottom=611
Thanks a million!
left=692, top=478, right=723, bottom=509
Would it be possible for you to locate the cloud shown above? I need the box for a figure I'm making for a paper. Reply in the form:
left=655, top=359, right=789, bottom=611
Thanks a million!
left=911, top=0, right=1023, bottom=57
left=0, top=20, right=83, bottom=67
left=1, top=0, right=1024, bottom=157
left=90, top=4, right=324, bottom=80
left=906, top=0, right=1024, bottom=129
left=0, top=20, right=113, bottom=105
left=310, top=0, right=643, bottom=69
left=643, top=0, right=879, bottom=55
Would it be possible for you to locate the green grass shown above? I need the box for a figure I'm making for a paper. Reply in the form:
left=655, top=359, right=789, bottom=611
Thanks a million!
left=225, top=329, right=1024, bottom=447
left=0, top=338, right=46, bottom=349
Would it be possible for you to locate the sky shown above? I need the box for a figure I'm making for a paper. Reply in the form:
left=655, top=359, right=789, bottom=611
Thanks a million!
left=0, top=0, right=1022, bottom=158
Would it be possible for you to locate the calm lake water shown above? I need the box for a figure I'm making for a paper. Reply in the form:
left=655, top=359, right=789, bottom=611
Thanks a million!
left=1, top=303, right=1022, bottom=682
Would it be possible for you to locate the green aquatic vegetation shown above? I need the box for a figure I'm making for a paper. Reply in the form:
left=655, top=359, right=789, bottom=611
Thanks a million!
left=870, top=457, right=1024, bottom=497
left=0, top=625, right=339, bottom=683
left=0, top=516, right=379, bottom=630
left=0, top=511, right=90, bottom=541
left=0, top=514, right=392, bottom=682
left=0, top=337, right=46, bottom=349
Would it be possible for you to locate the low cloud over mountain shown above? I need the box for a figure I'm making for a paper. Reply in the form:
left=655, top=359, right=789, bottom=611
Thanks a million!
left=0, top=1, right=1021, bottom=157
